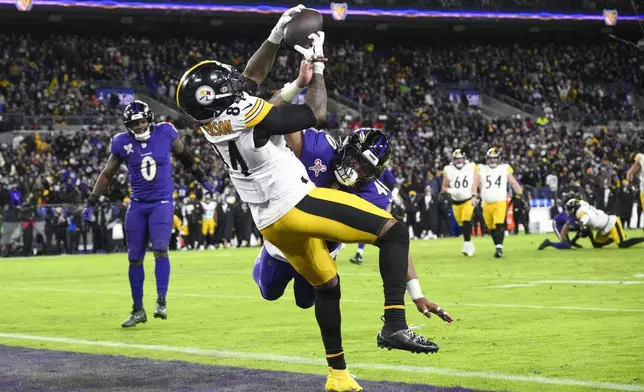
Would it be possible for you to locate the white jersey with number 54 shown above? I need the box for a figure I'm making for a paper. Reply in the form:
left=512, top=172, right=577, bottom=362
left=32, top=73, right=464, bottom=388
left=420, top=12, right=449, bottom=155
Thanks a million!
left=443, top=162, right=477, bottom=202
left=479, top=163, right=512, bottom=203
left=198, top=92, right=314, bottom=229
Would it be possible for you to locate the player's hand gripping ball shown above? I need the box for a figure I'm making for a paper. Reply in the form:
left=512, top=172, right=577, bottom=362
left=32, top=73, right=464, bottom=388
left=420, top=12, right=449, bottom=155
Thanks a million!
left=284, top=8, right=323, bottom=49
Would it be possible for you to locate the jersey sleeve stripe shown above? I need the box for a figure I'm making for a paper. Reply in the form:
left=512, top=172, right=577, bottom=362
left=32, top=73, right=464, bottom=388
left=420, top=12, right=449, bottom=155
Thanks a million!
left=245, top=100, right=274, bottom=128
left=244, top=99, right=262, bottom=120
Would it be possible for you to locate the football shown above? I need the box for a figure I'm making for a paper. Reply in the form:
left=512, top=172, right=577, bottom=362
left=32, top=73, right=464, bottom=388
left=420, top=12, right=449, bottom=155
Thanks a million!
left=284, top=8, right=323, bottom=48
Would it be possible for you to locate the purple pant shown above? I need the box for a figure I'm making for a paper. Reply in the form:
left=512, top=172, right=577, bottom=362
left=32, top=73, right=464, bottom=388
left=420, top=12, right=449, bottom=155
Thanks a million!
left=252, top=246, right=316, bottom=309
left=125, top=200, right=174, bottom=261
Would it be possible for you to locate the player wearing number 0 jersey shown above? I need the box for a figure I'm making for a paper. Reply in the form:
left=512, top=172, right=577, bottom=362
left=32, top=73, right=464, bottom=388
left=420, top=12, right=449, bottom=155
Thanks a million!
left=176, top=22, right=449, bottom=391
left=81, top=100, right=216, bottom=328
left=441, top=149, right=480, bottom=257
left=627, top=152, right=644, bottom=232
left=477, top=147, right=523, bottom=258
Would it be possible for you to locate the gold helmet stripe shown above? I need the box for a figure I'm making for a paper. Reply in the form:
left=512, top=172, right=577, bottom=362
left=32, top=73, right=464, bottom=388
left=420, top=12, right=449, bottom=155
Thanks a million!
left=176, top=60, right=220, bottom=107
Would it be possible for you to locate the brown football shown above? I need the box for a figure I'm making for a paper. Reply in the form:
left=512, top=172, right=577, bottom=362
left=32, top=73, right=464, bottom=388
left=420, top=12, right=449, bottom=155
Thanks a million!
left=284, top=8, right=323, bottom=49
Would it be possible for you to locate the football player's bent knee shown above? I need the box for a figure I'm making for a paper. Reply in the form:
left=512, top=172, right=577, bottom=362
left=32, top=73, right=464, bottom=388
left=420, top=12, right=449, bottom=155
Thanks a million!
left=260, top=286, right=287, bottom=301
left=375, top=220, right=409, bottom=247
left=314, top=274, right=339, bottom=291
left=314, top=277, right=341, bottom=300
left=153, top=250, right=168, bottom=259
left=129, top=259, right=144, bottom=266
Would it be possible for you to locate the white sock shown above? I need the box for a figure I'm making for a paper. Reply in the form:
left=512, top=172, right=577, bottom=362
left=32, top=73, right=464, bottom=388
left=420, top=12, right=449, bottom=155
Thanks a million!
left=356, top=247, right=364, bottom=256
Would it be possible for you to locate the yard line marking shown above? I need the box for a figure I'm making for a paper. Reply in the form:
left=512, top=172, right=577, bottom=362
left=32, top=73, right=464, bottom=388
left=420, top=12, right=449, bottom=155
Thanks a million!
left=3, top=286, right=644, bottom=313
left=634, top=274, right=644, bottom=278
left=534, top=280, right=644, bottom=285
left=486, top=284, right=538, bottom=289
left=0, top=333, right=642, bottom=391
left=488, top=280, right=644, bottom=289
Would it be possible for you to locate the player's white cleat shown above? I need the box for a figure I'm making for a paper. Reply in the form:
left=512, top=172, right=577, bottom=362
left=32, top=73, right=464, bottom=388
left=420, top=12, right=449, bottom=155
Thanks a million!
left=199, top=245, right=205, bottom=251
left=462, top=241, right=475, bottom=257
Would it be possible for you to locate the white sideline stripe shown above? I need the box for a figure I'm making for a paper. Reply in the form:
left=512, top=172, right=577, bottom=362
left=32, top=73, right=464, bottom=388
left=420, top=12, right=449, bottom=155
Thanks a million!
left=534, top=280, right=644, bottom=285
left=488, top=280, right=644, bottom=289
left=487, top=284, right=537, bottom=289
left=0, top=333, right=641, bottom=392
left=3, top=286, right=644, bottom=313
left=634, top=274, right=644, bottom=278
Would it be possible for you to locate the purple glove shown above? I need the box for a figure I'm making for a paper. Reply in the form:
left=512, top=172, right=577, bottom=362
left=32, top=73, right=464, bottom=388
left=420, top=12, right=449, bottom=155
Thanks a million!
left=202, top=181, right=215, bottom=195
left=81, top=206, right=94, bottom=222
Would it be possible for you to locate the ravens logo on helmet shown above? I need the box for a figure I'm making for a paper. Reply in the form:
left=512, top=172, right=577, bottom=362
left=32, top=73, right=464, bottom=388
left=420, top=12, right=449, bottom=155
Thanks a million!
left=123, top=100, right=154, bottom=142
left=334, top=128, right=391, bottom=187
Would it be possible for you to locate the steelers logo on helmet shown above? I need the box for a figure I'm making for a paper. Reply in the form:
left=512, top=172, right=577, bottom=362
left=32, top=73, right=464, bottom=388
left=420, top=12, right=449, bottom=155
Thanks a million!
left=195, top=85, right=216, bottom=106
left=176, top=60, right=247, bottom=122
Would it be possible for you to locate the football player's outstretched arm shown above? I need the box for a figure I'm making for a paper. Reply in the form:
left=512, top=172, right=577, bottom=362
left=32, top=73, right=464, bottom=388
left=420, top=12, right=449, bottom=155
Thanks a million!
left=81, top=154, right=122, bottom=221
left=90, top=154, right=122, bottom=201
left=243, top=4, right=305, bottom=85
left=508, top=173, right=523, bottom=196
left=440, top=173, right=449, bottom=193
left=171, top=138, right=214, bottom=193
left=626, top=159, right=641, bottom=182
left=406, top=257, right=453, bottom=323
left=268, top=60, right=314, bottom=158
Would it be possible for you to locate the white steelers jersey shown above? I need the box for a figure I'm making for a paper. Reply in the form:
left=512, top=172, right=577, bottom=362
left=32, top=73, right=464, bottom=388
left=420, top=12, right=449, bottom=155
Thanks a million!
left=575, top=202, right=616, bottom=235
left=201, top=201, right=216, bottom=220
left=478, top=163, right=512, bottom=203
left=443, top=161, right=477, bottom=202
left=263, top=240, right=345, bottom=263
left=198, top=92, right=314, bottom=229
left=636, top=153, right=644, bottom=190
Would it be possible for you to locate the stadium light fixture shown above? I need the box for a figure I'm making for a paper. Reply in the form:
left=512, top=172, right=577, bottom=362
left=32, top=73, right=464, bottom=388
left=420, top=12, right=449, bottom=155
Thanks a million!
left=2, top=0, right=644, bottom=22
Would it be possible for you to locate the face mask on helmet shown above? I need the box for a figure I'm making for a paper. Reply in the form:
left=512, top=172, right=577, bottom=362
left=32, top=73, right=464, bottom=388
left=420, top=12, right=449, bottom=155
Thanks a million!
left=125, top=118, right=151, bottom=141
left=124, top=101, right=154, bottom=141
left=454, top=157, right=465, bottom=169
left=334, top=144, right=385, bottom=187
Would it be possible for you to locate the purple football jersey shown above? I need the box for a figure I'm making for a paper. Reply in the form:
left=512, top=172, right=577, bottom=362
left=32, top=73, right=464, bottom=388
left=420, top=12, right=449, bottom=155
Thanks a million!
left=110, top=122, right=179, bottom=202
left=300, top=129, right=392, bottom=210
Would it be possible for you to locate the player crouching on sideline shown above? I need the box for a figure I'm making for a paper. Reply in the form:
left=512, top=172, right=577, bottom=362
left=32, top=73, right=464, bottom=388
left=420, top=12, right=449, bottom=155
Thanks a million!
left=81, top=100, right=215, bottom=328
left=477, top=147, right=523, bottom=258
left=176, top=9, right=445, bottom=391
left=441, top=149, right=479, bottom=256
left=538, top=209, right=584, bottom=250
left=564, top=199, right=644, bottom=249
left=626, top=151, right=644, bottom=233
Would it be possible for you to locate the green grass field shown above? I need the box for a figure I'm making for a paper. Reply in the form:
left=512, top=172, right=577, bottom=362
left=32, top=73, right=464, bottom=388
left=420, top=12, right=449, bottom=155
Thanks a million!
left=1, top=233, right=643, bottom=392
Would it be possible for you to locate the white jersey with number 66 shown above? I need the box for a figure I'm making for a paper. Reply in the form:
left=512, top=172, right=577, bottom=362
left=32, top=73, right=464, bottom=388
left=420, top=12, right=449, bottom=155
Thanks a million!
left=443, top=162, right=477, bottom=202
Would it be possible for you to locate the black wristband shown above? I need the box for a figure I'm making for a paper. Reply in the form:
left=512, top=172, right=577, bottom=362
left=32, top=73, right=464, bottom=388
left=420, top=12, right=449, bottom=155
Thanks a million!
left=88, top=193, right=99, bottom=207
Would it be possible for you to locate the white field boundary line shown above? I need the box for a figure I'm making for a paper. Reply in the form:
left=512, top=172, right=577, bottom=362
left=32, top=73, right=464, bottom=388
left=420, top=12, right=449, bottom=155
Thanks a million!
left=488, top=280, right=644, bottom=289
left=2, top=286, right=644, bottom=313
left=0, top=333, right=641, bottom=392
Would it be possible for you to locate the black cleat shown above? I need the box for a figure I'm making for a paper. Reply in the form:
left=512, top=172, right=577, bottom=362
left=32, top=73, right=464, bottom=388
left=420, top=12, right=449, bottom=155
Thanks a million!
left=154, top=297, right=167, bottom=320
left=538, top=239, right=551, bottom=250
left=377, top=328, right=439, bottom=354
left=350, top=253, right=363, bottom=265
left=494, top=248, right=503, bottom=258
left=121, top=307, right=147, bottom=328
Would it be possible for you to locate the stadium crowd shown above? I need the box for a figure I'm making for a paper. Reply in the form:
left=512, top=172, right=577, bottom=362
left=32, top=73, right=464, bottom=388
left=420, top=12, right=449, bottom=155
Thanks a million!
left=0, top=32, right=643, bottom=255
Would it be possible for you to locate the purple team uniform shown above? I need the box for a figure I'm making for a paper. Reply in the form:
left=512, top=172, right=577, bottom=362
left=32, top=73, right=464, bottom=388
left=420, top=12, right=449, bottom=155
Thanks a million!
left=110, top=123, right=178, bottom=260
left=253, top=129, right=393, bottom=308
left=553, top=211, right=576, bottom=242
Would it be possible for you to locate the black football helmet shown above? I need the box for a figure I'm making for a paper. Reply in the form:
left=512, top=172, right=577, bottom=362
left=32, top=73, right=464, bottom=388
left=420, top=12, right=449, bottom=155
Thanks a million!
left=334, top=128, right=391, bottom=187
left=565, top=198, right=582, bottom=216
left=176, top=60, right=246, bottom=122
left=123, top=100, right=154, bottom=141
